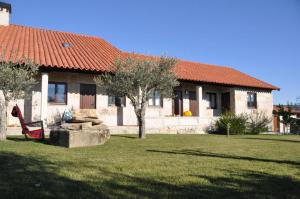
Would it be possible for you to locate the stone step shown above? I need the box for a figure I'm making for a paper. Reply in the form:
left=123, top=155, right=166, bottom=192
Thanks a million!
left=68, top=117, right=103, bottom=125
left=61, top=122, right=93, bottom=130
left=72, top=109, right=98, bottom=119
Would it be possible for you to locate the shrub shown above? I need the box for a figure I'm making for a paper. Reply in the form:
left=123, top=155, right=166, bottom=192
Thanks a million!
left=215, top=112, right=248, bottom=135
left=247, top=111, right=271, bottom=134
left=291, top=118, right=300, bottom=134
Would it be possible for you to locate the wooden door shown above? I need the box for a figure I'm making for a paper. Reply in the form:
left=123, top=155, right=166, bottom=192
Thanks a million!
left=80, top=84, right=96, bottom=109
left=221, top=92, right=230, bottom=113
left=173, top=90, right=183, bottom=116
left=189, top=91, right=198, bottom=116
left=273, top=115, right=280, bottom=132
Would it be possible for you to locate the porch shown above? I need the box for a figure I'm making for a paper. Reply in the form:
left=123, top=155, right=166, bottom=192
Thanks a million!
left=34, top=72, right=235, bottom=126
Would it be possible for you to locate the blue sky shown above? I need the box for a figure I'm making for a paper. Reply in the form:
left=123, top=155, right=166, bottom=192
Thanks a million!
left=8, top=0, right=300, bottom=104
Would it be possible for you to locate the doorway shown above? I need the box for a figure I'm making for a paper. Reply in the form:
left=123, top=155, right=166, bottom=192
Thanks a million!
left=173, top=90, right=183, bottom=116
left=221, top=92, right=230, bottom=113
left=189, top=91, right=198, bottom=116
left=80, top=84, right=96, bottom=109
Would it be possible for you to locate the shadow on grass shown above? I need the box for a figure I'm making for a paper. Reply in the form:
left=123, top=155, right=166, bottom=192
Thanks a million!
left=240, top=137, right=300, bottom=143
left=0, top=151, right=300, bottom=198
left=1, top=151, right=299, bottom=199
left=111, top=134, right=138, bottom=139
left=6, top=137, right=27, bottom=142
left=7, top=137, right=39, bottom=142
left=7, top=137, right=52, bottom=146
left=147, top=149, right=300, bottom=167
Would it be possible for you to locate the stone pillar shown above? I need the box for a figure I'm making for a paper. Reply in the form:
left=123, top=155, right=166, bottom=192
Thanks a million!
left=230, top=88, right=236, bottom=114
left=41, top=73, right=48, bottom=126
left=196, top=85, right=203, bottom=117
left=182, top=89, right=190, bottom=113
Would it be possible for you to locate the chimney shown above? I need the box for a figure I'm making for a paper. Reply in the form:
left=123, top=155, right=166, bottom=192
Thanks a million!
left=0, top=2, right=11, bottom=26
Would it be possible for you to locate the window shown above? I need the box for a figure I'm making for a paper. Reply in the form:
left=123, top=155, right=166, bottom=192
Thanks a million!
left=48, top=82, right=67, bottom=104
left=108, top=95, right=126, bottom=107
left=247, top=92, right=257, bottom=108
left=148, top=90, right=162, bottom=107
left=206, top=92, right=217, bottom=109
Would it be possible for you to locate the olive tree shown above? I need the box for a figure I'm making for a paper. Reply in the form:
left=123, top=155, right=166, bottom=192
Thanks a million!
left=0, top=52, right=38, bottom=141
left=94, top=56, right=179, bottom=139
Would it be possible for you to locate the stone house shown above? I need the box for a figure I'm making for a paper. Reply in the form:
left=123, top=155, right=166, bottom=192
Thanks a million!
left=0, top=3, right=279, bottom=133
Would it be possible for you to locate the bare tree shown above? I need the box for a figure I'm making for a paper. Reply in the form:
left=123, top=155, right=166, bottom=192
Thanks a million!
left=0, top=51, right=38, bottom=140
left=94, top=56, right=179, bottom=139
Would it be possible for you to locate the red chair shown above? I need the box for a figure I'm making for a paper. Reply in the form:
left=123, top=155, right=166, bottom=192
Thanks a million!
left=11, top=105, right=45, bottom=140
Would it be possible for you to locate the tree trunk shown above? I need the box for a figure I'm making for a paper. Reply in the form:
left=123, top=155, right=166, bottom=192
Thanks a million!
left=0, top=101, right=8, bottom=141
left=138, top=116, right=146, bottom=139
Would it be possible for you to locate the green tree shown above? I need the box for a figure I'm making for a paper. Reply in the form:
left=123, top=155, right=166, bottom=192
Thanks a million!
left=0, top=52, right=38, bottom=141
left=273, top=104, right=294, bottom=134
left=94, top=56, right=179, bottom=139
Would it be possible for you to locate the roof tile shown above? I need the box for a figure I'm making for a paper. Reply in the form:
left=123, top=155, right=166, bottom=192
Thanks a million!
left=0, top=24, right=279, bottom=90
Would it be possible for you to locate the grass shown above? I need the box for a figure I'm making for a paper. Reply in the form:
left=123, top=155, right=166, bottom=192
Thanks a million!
left=0, top=134, right=300, bottom=199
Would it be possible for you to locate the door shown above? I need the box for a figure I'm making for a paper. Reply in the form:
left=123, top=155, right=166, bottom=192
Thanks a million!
left=189, top=91, right=198, bottom=116
left=273, top=115, right=280, bottom=132
left=221, top=92, right=230, bottom=113
left=80, top=84, right=96, bottom=109
left=173, top=90, right=183, bottom=116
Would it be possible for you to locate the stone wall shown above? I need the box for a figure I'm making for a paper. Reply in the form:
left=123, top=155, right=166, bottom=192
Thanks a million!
left=232, top=88, right=273, bottom=117
left=3, top=71, right=275, bottom=133
left=232, top=87, right=274, bottom=130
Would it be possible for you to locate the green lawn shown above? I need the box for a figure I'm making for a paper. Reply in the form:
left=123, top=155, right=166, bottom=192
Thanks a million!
left=0, top=134, right=299, bottom=199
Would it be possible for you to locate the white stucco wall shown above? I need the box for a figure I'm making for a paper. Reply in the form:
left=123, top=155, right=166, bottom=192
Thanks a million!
left=35, top=72, right=174, bottom=126
left=232, top=87, right=274, bottom=130
left=0, top=7, right=9, bottom=26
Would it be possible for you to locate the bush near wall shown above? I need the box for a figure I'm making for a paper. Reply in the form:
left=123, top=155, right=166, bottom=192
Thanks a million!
left=247, top=112, right=272, bottom=134
left=291, top=118, right=300, bottom=134
left=215, top=111, right=271, bottom=135
left=215, top=113, right=248, bottom=135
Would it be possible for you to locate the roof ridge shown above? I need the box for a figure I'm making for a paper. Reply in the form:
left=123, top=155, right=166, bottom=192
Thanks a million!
left=122, top=51, right=233, bottom=70
left=9, top=24, right=101, bottom=39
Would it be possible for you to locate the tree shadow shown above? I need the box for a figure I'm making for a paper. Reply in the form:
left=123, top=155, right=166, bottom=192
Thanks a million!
left=147, top=149, right=300, bottom=167
left=240, top=137, right=300, bottom=143
left=0, top=152, right=100, bottom=199
left=190, top=170, right=300, bottom=199
left=0, top=152, right=299, bottom=198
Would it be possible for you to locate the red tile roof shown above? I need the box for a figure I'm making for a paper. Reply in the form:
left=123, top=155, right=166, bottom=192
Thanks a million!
left=175, top=60, right=279, bottom=90
left=0, top=24, right=121, bottom=71
left=123, top=52, right=279, bottom=90
left=0, top=24, right=279, bottom=90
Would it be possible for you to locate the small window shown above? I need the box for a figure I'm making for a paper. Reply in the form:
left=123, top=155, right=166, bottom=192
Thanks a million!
left=108, top=95, right=126, bottom=107
left=206, top=92, right=217, bottom=109
left=148, top=90, right=162, bottom=107
left=247, top=92, right=257, bottom=108
left=62, top=42, right=72, bottom=48
left=48, top=82, right=67, bottom=104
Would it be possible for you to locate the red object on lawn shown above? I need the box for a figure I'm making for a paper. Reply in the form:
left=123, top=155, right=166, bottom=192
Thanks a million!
left=11, top=105, right=45, bottom=140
